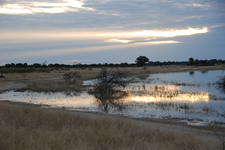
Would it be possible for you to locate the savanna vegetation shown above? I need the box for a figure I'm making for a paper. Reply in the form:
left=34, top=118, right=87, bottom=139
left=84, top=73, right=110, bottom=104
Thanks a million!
left=0, top=102, right=220, bottom=150
left=1, top=57, right=225, bottom=74
left=1, top=57, right=225, bottom=149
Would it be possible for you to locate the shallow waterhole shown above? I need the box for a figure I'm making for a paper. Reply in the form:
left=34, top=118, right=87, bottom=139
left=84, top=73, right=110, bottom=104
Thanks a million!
left=1, top=70, right=225, bottom=126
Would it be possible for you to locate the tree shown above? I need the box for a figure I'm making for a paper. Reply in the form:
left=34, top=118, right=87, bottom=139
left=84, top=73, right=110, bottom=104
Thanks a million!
left=189, top=57, right=194, bottom=65
left=42, top=61, right=47, bottom=68
left=88, top=68, right=132, bottom=111
left=135, top=56, right=149, bottom=66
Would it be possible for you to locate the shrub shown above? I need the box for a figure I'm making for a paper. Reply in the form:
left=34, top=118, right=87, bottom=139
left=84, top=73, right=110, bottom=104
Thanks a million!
left=63, top=72, right=81, bottom=85
left=89, top=68, right=132, bottom=111
left=215, top=75, right=225, bottom=93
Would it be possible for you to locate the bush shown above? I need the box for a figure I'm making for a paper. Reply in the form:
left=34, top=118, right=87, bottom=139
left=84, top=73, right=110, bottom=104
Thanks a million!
left=63, top=72, right=81, bottom=85
left=215, top=75, right=225, bottom=93
left=88, top=68, right=132, bottom=111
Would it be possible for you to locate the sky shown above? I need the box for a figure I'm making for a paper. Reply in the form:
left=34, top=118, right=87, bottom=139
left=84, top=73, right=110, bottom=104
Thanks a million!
left=0, top=0, right=225, bottom=65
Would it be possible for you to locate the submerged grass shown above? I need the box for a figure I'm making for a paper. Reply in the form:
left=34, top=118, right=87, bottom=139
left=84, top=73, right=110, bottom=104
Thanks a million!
left=0, top=102, right=211, bottom=150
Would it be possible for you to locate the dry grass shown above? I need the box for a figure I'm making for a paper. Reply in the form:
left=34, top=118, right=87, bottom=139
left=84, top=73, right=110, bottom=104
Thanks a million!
left=17, top=81, right=83, bottom=93
left=0, top=102, right=212, bottom=150
left=1, top=64, right=225, bottom=83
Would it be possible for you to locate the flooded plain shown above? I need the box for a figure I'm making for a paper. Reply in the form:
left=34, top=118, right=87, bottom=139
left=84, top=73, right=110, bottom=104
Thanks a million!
left=1, top=70, right=225, bottom=126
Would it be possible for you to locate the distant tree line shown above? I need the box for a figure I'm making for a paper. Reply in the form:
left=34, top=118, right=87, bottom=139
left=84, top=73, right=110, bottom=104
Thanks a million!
left=1, top=58, right=225, bottom=70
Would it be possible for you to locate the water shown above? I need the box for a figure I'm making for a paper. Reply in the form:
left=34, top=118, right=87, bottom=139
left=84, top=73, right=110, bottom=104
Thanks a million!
left=1, top=70, right=225, bottom=126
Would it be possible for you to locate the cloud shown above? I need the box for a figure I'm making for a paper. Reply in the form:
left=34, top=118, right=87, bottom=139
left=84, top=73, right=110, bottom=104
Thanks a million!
left=106, top=39, right=133, bottom=43
left=185, top=3, right=207, bottom=7
left=0, top=0, right=95, bottom=14
left=0, top=27, right=208, bottom=46
left=0, top=39, right=183, bottom=61
left=70, top=60, right=83, bottom=62
left=1, top=0, right=224, bottom=32
left=100, top=27, right=208, bottom=38
left=105, top=39, right=182, bottom=45
left=135, top=40, right=181, bottom=45
left=0, top=42, right=145, bottom=60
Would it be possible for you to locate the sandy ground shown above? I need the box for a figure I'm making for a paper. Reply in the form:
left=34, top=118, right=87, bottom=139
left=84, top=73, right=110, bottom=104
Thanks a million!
left=0, top=65, right=225, bottom=149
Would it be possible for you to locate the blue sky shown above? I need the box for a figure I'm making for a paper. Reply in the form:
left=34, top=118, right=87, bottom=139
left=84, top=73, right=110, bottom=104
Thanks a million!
left=0, top=0, right=225, bottom=65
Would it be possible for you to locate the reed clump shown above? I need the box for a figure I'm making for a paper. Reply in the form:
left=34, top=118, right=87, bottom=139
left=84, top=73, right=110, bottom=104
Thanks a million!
left=0, top=102, right=210, bottom=150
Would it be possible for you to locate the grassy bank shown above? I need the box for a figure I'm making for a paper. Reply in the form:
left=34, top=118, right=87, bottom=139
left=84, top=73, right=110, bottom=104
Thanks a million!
left=17, top=80, right=84, bottom=93
left=0, top=102, right=213, bottom=150
left=1, top=65, right=225, bottom=82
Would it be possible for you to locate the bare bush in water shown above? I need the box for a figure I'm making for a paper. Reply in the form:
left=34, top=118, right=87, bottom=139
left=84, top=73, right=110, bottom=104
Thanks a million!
left=89, top=68, right=132, bottom=111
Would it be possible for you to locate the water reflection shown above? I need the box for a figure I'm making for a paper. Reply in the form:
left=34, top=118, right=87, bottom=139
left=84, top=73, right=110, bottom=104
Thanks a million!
left=201, top=71, right=208, bottom=74
left=89, top=89, right=127, bottom=111
left=63, top=90, right=81, bottom=97
left=125, top=85, right=209, bottom=103
left=126, top=92, right=210, bottom=103
left=189, top=71, right=194, bottom=75
left=127, top=85, right=181, bottom=92
left=0, top=91, right=95, bottom=108
left=127, top=92, right=209, bottom=103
